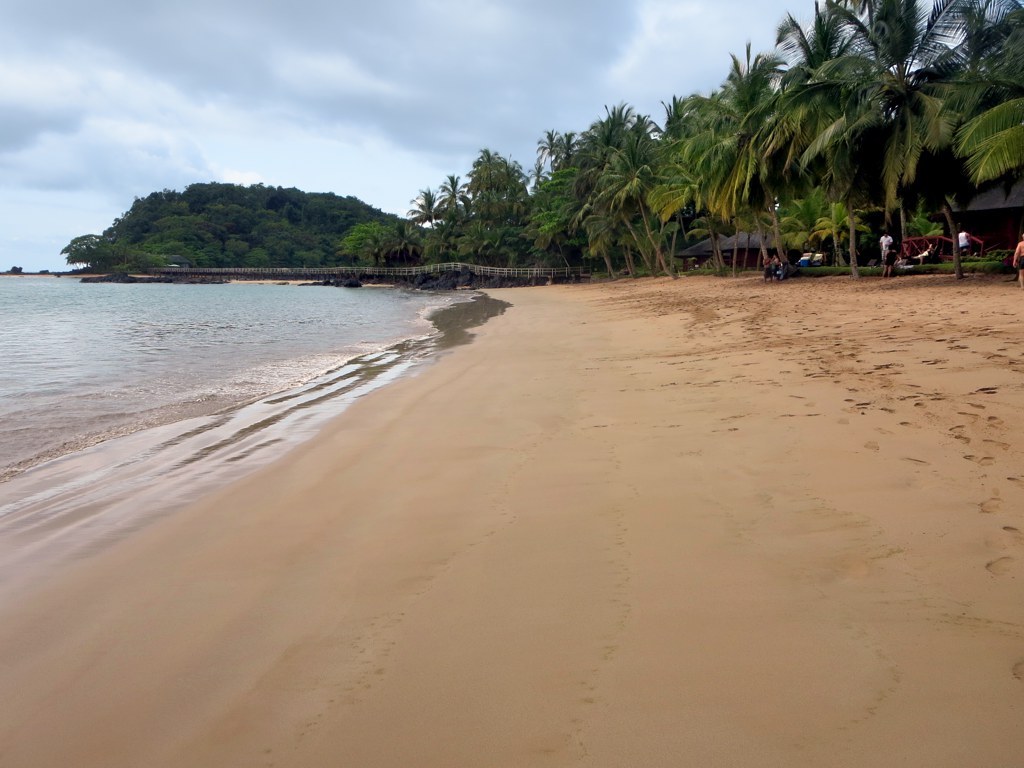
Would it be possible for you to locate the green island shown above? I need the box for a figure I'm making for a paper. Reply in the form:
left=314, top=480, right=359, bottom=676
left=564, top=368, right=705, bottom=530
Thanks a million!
left=62, top=0, right=1024, bottom=280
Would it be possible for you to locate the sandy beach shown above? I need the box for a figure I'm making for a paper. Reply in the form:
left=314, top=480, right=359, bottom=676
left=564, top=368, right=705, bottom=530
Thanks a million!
left=1, top=274, right=1022, bottom=767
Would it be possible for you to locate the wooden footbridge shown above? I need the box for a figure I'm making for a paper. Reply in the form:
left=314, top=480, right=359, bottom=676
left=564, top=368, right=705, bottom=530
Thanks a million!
left=151, top=262, right=590, bottom=282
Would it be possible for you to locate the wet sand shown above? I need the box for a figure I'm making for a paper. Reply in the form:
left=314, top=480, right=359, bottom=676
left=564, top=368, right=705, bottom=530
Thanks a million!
left=1, top=274, right=1022, bottom=767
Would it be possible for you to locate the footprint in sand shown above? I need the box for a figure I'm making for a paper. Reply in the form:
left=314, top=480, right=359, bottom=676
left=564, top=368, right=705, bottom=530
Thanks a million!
left=964, top=455, right=996, bottom=466
left=864, top=441, right=880, bottom=451
left=987, top=416, right=1005, bottom=427
left=979, top=497, right=1002, bottom=514
left=984, top=439, right=1010, bottom=451
left=974, top=387, right=999, bottom=395
left=1013, top=661, right=1024, bottom=682
left=949, top=426, right=971, bottom=444
left=985, top=556, right=1015, bottom=575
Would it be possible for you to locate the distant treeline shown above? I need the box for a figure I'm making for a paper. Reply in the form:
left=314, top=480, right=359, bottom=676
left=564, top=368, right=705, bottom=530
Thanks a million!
left=61, top=183, right=401, bottom=273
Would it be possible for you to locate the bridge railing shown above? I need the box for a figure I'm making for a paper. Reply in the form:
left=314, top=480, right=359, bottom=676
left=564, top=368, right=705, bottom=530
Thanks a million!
left=151, top=263, right=588, bottom=279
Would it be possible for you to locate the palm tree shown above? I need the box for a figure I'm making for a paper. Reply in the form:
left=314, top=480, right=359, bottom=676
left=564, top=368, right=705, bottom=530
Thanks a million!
left=438, top=174, right=469, bottom=219
left=682, top=45, right=787, bottom=270
left=385, top=221, right=424, bottom=266
left=820, top=0, right=972, bottom=273
left=954, top=3, right=1024, bottom=183
left=408, top=188, right=439, bottom=227
left=593, top=126, right=674, bottom=275
left=811, top=200, right=870, bottom=263
left=537, top=130, right=561, bottom=171
left=779, top=189, right=829, bottom=253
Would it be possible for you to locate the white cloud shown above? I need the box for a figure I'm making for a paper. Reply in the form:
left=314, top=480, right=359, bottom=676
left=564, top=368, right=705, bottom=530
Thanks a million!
left=272, top=52, right=406, bottom=98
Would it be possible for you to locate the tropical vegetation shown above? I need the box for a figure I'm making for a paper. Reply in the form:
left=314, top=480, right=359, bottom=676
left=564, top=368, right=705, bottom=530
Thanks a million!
left=62, top=183, right=403, bottom=273
left=66, top=0, right=1024, bottom=279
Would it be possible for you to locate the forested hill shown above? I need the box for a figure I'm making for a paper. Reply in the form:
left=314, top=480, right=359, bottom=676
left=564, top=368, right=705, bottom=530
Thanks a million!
left=61, top=182, right=402, bottom=272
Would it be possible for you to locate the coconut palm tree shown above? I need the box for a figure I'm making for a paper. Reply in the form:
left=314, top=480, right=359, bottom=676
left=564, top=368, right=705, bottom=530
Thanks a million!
left=811, top=200, right=870, bottom=263
left=821, top=0, right=973, bottom=271
left=954, top=3, right=1024, bottom=183
left=779, top=188, right=829, bottom=253
left=408, top=188, right=439, bottom=227
left=593, top=125, right=674, bottom=275
left=438, top=174, right=469, bottom=220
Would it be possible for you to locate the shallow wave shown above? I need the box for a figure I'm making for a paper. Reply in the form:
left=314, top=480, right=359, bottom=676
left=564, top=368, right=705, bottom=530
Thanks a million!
left=0, top=293, right=508, bottom=605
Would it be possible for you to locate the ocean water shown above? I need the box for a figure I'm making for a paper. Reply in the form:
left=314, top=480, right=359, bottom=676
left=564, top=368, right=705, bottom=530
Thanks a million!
left=0, top=277, right=502, bottom=597
left=0, top=277, right=451, bottom=477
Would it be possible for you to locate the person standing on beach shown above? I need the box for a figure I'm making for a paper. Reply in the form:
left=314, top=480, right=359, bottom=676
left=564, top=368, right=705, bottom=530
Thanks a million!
left=880, top=232, right=893, bottom=258
left=958, top=229, right=971, bottom=257
left=879, top=232, right=895, bottom=277
left=1014, top=233, right=1024, bottom=290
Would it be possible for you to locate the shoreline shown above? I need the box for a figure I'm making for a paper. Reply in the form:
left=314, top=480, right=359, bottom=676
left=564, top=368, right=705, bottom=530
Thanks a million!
left=1, top=275, right=1023, bottom=766
left=0, top=293, right=506, bottom=602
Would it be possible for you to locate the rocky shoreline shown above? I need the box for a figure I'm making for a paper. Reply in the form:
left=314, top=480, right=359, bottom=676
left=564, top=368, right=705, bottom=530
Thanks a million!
left=81, top=266, right=587, bottom=290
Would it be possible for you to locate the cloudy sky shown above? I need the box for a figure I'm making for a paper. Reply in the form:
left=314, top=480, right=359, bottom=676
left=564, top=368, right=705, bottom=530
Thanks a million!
left=1, top=0, right=808, bottom=272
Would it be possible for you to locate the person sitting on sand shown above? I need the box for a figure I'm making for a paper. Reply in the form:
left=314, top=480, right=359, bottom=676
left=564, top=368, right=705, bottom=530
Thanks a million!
left=1014, top=232, right=1024, bottom=291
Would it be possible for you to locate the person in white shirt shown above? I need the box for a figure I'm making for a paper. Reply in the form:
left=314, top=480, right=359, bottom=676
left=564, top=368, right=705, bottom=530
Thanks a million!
left=958, top=229, right=970, bottom=256
left=879, top=232, right=895, bottom=277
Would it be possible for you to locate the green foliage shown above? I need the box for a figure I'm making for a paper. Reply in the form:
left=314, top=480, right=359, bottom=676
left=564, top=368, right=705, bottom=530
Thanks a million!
left=62, top=183, right=399, bottom=272
left=799, top=261, right=1011, bottom=277
left=904, top=203, right=943, bottom=237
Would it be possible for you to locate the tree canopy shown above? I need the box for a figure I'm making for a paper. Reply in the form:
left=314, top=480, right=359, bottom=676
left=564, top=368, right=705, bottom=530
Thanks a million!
left=407, top=0, right=1024, bottom=279
left=67, top=1, right=1024, bottom=279
left=62, top=183, right=402, bottom=272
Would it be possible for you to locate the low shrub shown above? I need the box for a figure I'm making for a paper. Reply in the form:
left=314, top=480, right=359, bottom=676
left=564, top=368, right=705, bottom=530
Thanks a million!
left=797, top=261, right=1013, bottom=277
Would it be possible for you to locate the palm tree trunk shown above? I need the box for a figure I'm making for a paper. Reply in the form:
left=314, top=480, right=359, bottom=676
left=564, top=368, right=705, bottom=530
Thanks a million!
left=708, top=221, right=724, bottom=271
left=623, top=245, right=637, bottom=277
left=743, top=231, right=752, bottom=273
left=756, top=222, right=768, bottom=268
left=668, top=217, right=680, bottom=277
left=848, top=198, right=860, bottom=279
left=625, top=221, right=654, bottom=273
left=638, top=206, right=672, bottom=277
left=768, top=202, right=786, bottom=264
left=731, top=219, right=739, bottom=278
left=941, top=200, right=965, bottom=280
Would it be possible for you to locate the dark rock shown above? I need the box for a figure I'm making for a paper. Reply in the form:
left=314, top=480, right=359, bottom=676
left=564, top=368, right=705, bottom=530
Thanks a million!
left=80, top=273, right=174, bottom=284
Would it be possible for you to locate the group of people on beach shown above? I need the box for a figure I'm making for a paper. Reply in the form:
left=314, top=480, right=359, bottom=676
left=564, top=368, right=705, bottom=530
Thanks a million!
left=760, top=229, right=1024, bottom=287
left=879, top=232, right=939, bottom=277
left=884, top=231, right=1024, bottom=288
left=763, top=254, right=795, bottom=282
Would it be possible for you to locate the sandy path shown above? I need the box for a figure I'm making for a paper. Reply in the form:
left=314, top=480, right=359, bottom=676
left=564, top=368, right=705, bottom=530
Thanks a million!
left=0, top=275, right=1022, bottom=767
